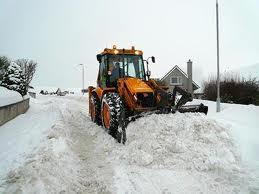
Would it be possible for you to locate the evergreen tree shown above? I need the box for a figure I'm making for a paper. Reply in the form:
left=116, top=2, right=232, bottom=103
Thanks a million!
left=0, top=56, right=10, bottom=80
left=0, top=62, right=27, bottom=96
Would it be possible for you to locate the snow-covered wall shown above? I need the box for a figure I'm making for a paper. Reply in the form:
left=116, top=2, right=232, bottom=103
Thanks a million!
left=0, top=86, right=23, bottom=107
left=0, top=98, right=30, bottom=126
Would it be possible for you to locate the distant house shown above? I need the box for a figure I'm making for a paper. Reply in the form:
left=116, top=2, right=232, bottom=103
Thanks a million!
left=160, top=65, right=199, bottom=93
left=56, top=88, right=66, bottom=96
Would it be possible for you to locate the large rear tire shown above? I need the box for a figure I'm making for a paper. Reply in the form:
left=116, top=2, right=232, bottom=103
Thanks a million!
left=101, top=93, right=126, bottom=144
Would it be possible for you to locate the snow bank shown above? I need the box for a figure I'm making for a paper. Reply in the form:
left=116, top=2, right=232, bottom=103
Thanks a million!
left=92, top=112, right=257, bottom=193
left=0, top=86, right=23, bottom=106
left=190, top=100, right=259, bottom=172
left=121, top=114, right=238, bottom=170
left=0, top=96, right=60, bottom=183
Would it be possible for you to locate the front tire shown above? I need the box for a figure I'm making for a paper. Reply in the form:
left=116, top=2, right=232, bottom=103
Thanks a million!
left=101, top=93, right=126, bottom=144
left=90, top=94, right=102, bottom=125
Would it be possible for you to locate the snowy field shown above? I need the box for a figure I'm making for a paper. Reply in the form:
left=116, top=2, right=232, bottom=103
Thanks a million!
left=0, top=94, right=258, bottom=193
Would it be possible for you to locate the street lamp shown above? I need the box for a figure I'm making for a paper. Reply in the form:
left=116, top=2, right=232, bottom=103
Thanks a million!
left=79, top=64, right=85, bottom=94
left=216, top=0, right=221, bottom=112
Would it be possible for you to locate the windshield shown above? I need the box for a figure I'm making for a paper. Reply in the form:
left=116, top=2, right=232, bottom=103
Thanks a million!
left=108, top=55, right=145, bottom=84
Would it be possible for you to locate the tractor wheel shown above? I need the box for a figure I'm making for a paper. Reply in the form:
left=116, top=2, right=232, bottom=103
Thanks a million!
left=101, top=93, right=126, bottom=144
left=90, top=93, right=101, bottom=125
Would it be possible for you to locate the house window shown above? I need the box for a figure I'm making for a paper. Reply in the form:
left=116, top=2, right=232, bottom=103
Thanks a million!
left=170, top=76, right=182, bottom=85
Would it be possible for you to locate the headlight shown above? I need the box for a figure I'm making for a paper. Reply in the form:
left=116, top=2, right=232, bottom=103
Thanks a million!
left=135, top=50, right=140, bottom=55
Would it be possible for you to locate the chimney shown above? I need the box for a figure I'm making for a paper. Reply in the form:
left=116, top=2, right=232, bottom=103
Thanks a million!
left=187, top=59, right=193, bottom=95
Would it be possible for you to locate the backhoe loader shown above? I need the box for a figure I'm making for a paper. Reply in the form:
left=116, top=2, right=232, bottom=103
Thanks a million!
left=88, top=46, right=208, bottom=143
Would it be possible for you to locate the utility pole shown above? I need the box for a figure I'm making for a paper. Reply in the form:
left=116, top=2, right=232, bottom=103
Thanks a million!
left=216, top=0, right=221, bottom=112
left=187, top=59, right=193, bottom=96
left=79, top=64, right=85, bottom=95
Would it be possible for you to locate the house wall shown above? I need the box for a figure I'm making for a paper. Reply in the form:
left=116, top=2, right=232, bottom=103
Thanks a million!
left=162, top=68, right=199, bottom=92
left=0, top=98, right=30, bottom=126
left=162, top=68, right=189, bottom=92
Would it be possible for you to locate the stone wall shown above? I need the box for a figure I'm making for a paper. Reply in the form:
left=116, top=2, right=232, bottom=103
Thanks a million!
left=0, top=98, right=30, bottom=126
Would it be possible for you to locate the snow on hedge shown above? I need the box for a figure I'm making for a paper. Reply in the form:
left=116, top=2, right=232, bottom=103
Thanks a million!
left=0, top=86, right=23, bottom=106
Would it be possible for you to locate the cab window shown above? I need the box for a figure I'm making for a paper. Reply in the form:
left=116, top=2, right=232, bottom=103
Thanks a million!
left=99, top=55, right=107, bottom=88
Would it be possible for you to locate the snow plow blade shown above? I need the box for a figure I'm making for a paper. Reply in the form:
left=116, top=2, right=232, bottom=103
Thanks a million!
left=127, top=103, right=208, bottom=125
left=177, top=103, right=208, bottom=115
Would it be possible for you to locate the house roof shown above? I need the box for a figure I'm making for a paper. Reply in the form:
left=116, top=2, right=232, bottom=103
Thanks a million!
left=161, top=65, right=200, bottom=89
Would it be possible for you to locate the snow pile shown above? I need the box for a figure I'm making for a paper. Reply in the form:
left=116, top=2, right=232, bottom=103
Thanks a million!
left=1, top=136, right=81, bottom=194
left=92, top=112, right=256, bottom=193
left=190, top=99, right=259, bottom=169
left=122, top=113, right=238, bottom=171
left=0, top=86, right=23, bottom=106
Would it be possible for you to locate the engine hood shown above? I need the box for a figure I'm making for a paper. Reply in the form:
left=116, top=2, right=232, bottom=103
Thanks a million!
left=124, top=78, right=153, bottom=94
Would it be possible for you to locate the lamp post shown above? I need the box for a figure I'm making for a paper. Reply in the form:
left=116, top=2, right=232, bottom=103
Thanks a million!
left=79, top=64, right=85, bottom=95
left=216, top=0, right=221, bottom=112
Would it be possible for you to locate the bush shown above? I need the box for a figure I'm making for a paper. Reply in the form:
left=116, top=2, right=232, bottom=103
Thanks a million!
left=0, top=56, right=37, bottom=96
left=203, top=73, right=259, bottom=105
left=0, top=56, right=11, bottom=80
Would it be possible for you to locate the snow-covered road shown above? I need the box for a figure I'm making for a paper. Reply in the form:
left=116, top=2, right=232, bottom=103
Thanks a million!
left=0, top=95, right=258, bottom=193
left=1, top=95, right=114, bottom=193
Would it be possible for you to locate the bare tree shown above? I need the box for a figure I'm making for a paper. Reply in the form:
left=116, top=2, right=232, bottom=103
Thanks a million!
left=15, top=58, right=37, bottom=88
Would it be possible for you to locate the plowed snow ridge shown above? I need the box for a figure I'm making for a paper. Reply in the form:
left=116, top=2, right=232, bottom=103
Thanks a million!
left=93, top=113, right=256, bottom=193
left=0, top=95, right=258, bottom=193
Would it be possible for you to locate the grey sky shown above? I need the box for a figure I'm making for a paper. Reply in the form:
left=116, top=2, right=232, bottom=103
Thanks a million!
left=0, top=0, right=258, bottom=88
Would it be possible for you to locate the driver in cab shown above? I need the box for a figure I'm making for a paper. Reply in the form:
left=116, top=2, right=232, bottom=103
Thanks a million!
left=108, top=62, right=123, bottom=86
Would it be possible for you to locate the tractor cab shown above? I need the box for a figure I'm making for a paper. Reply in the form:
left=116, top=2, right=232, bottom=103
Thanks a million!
left=96, top=46, right=147, bottom=88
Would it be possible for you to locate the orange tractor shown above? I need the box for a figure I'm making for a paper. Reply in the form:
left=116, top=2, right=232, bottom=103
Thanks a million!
left=88, top=46, right=208, bottom=143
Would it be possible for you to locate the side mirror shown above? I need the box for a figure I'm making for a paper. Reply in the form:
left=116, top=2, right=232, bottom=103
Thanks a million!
left=146, top=70, right=151, bottom=77
left=151, top=56, right=155, bottom=63
left=96, top=54, right=101, bottom=62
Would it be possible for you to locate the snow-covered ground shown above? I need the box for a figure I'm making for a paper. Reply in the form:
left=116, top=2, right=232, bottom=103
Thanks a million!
left=190, top=99, right=259, bottom=170
left=0, top=86, right=23, bottom=106
left=0, top=95, right=258, bottom=193
left=0, top=97, right=60, bottom=180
